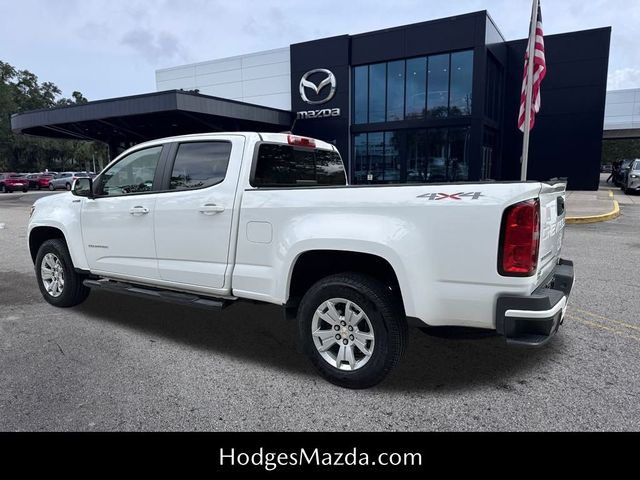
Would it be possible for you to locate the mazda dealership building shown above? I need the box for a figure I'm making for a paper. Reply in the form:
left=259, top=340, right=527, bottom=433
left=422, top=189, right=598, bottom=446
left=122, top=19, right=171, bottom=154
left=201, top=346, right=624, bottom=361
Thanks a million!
left=12, top=11, right=611, bottom=189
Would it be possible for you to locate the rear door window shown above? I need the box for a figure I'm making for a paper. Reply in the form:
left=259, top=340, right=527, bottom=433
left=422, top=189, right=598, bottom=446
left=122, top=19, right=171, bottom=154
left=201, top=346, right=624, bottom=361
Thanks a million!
left=253, top=144, right=346, bottom=187
left=169, top=141, right=232, bottom=190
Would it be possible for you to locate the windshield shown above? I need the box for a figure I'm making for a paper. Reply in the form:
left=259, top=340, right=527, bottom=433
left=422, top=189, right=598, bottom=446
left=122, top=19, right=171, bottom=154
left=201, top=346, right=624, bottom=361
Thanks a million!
left=633, top=161, right=640, bottom=171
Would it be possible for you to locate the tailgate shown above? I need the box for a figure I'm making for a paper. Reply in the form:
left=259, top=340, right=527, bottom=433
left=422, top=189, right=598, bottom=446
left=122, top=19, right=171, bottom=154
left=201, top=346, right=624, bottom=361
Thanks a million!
left=537, top=181, right=567, bottom=282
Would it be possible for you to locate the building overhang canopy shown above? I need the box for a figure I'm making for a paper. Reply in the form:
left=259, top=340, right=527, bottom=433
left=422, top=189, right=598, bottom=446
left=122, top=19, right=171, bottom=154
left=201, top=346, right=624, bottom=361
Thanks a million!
left=11, top=90, right=294, bottom=145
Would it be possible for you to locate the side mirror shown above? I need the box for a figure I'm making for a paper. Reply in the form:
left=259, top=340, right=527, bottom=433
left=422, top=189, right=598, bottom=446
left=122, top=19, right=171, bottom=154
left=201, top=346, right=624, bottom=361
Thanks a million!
left=72, top=177, right=94, bottom=199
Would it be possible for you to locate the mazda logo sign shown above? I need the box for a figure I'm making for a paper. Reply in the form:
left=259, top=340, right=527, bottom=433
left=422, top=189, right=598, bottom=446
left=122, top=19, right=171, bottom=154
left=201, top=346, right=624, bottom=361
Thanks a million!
left=299, top=69, right=336, bottom=105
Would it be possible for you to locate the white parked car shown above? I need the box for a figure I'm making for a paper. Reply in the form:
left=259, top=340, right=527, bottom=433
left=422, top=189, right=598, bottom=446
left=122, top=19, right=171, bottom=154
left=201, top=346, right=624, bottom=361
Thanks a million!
left=27, top=132, right=574, bottom=388
left=48, top=172, right=90, bottom=191
left=624, top=159, right=640, bottom=194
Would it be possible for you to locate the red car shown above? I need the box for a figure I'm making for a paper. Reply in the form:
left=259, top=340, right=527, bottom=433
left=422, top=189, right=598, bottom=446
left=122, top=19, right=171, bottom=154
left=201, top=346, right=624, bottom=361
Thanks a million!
left=36, top=175, right=54, bottom=190
left=0, top=173, right=29, bottom=193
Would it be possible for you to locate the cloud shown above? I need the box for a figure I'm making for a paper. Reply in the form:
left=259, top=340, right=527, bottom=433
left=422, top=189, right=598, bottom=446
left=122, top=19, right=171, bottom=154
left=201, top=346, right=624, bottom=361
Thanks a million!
left=608, top=68, right=640, bottom=90
left=121, top=28, right=188, bottom=64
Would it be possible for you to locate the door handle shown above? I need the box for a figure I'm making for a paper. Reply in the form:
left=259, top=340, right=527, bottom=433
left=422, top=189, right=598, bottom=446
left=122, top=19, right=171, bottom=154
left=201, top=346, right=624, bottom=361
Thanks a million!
left=199, top=204, right=225, bottom=215
left=129, top=206, right=150, bottom=215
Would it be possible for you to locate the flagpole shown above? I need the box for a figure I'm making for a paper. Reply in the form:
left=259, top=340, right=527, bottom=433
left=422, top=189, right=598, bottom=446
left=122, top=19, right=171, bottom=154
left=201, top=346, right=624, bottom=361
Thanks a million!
left=521, top=0, right=539, bottom=181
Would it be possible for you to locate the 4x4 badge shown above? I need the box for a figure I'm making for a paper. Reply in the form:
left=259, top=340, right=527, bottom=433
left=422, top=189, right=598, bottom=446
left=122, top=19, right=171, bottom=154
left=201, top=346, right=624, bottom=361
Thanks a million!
left=417, top=192, right=484, bottom=200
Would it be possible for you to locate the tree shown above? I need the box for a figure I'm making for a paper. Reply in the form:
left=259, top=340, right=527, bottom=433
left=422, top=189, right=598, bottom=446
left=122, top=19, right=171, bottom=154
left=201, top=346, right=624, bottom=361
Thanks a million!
left=0, top=60, right=107, bottom=172
left=602, top=139, right=640, bottom=165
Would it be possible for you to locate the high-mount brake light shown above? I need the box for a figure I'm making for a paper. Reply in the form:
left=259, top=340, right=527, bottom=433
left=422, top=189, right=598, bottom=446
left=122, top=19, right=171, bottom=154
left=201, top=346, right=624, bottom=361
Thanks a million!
left=287, top=135, right=316, bottom=148
left=499, top=198, right=540, bottom=276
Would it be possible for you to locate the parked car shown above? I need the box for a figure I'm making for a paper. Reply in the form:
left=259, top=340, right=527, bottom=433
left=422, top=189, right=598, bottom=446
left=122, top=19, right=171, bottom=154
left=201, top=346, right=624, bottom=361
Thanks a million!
left=0, top=173, right=29, bottom=193
left=25, top=173, right=54, bottom=190
left=28, top=132, right=574, bottom=389
left=37, top=174, right=55, bottom=190
left=614, top=159, right=633, bottom=187
left=25, top=174, right=41, bottom=189
left=48, top=172, right=90, bottom=191
left=623, top=159, right=640, bottom=194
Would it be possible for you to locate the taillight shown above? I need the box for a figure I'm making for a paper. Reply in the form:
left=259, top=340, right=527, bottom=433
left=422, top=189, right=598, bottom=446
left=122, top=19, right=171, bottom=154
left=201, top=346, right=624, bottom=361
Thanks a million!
left=499, top=199, right=540, bottom=276
left=288, top=135, right=316, bottom=148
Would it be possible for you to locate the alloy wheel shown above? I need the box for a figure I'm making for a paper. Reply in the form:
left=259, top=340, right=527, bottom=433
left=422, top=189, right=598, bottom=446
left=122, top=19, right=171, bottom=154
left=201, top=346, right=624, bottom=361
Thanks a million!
left=311, top=298, right=375, bottom=371
left=41, top=253, right=65, bottom=298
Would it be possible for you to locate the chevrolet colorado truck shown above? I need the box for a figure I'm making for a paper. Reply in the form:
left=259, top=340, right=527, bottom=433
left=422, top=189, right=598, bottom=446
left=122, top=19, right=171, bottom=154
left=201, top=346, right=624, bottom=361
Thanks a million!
left=28, top=132, right=574, bottom=389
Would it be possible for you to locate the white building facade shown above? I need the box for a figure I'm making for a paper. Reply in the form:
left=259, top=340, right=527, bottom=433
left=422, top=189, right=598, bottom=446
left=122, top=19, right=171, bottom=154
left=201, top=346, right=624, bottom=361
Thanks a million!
left=156, top=47, right=291, bottom=111
left=604, top=88, right=640, bottom=138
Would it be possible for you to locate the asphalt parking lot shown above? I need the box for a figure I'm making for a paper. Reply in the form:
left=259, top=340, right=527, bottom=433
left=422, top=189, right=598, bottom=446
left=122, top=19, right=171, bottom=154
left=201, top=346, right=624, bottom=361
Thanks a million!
left=1, top=189, right=639, bottom=431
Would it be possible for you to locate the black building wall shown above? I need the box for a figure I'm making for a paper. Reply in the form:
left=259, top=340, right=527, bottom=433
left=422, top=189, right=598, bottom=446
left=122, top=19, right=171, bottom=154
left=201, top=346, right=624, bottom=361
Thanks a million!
left=291, top=12, right=490, bottom=178
left=290, top=12, right=610, bottom=190
left=290, top=35, right=351, bottom=162
left=501, top=27, right=611, bottom=190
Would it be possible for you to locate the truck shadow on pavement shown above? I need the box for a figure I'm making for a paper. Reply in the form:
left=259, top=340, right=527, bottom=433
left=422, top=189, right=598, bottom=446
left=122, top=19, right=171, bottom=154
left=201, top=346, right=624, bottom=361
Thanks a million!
left=78, top=290, right=560, bottom=393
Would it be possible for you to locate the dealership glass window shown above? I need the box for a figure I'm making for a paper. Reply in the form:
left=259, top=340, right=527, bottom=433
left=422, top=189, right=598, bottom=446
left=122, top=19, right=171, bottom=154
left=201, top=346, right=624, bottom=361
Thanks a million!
left=353, top=133, right=368, bottom=184
left=406, top=130, right=427, bottom=182
left=352, top=51, right=473, bottom=125
left=448, top=127, right=471, bottom=181
left=405, top=57, right=427, bottom=119
left=353, top=66, right=369, bottom=124
left=252, top=144, right=346, bottom=187
left=352, top=127, right=471, bottom=184
left=97, top=146, right=162, bottom=196
left=382, top=131, right=402, bottom=183
left=367, top=132, right=385, bottom=181
left=386, top=60, right=405, bottom=121
left=170, top=142, right=232, bottom=190
left=368, top=63, right=387, bottom=123
left=427, top=54, right=450, bottom=118
left=425, top=128, right=448, bottom=182
left=449, top=51, right=474, bottom=116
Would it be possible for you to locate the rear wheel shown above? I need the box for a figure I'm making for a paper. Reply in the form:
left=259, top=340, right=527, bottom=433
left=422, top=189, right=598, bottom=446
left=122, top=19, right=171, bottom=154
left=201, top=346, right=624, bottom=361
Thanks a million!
left=35, top=239, right=90, bottom=308
left=65, top=183, right=71, bottom=191
left=298, top=273, right=407, bottom=389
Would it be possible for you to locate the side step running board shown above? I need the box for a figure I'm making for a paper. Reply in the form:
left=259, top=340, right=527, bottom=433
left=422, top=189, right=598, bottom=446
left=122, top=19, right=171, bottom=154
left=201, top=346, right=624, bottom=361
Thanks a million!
left=83, top=279, right=230, bottom=311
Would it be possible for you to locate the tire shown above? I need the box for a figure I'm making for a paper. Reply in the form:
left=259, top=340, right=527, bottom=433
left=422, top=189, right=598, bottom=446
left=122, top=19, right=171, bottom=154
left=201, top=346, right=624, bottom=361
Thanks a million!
left=65, top=183, right=71, bottom=191
left=0, top=184, right=6, bottom=193
left=22, top=188, right=28, bottom=193
left=297, top=272, right=407, bottom=389
left=35, top=238, right=90, bottom=308
left=49, top=184, right=55, bottom=191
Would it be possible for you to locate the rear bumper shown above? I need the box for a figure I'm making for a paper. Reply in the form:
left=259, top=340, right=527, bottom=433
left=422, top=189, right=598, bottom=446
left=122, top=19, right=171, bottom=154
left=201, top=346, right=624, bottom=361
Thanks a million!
left=496, top=259, right=575, bottom=347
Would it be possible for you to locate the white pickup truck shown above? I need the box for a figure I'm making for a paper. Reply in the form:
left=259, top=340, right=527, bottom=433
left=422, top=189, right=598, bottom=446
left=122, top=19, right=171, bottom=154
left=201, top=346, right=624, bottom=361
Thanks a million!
left=28, top=132, right=574, bottom=388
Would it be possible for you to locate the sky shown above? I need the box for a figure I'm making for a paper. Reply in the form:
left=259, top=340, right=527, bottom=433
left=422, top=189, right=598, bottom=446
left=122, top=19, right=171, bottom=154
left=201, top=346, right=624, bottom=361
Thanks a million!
left=0, top=0, right=638, bottom=101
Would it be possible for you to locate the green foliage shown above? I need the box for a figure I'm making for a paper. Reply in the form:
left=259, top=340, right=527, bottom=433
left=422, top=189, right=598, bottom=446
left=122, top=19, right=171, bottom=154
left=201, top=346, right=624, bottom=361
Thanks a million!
left=0, top=60, right=107, bottom=172
left=602, top=138, right=640, bottom=165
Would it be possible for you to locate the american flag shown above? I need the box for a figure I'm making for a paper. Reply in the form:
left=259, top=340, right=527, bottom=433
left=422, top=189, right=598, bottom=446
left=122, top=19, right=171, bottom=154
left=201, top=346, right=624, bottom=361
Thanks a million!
left=518, top=2, right=547, bottom=132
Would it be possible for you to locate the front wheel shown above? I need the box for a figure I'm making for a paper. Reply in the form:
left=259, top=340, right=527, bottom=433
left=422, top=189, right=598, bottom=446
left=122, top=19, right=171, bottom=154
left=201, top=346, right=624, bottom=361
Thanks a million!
left=65, top=183, right=71, bottom=191
left=0, top=184, right=6, bottom=193
left=35, top=238, right=90, bottom=307
left=298, top=273, right=407, bottom=389
left=48, top=184, right=55, bottom=191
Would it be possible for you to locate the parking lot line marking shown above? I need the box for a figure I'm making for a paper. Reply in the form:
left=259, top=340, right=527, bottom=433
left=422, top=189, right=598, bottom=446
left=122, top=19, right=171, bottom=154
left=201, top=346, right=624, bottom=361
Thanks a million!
left=574, top=308, right=640, bottom=333
left=567, top=315, right=640, bottom=343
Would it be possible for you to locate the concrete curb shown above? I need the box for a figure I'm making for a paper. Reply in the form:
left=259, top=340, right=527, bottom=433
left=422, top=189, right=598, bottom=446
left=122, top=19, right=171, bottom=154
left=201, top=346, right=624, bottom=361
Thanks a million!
left=566, top=194, right=620, bottom=224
